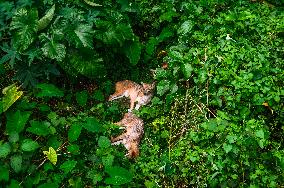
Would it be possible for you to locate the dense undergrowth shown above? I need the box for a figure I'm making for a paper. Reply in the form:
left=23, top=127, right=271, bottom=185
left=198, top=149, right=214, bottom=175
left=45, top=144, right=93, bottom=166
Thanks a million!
left=0, top=0, right=283, bottom=187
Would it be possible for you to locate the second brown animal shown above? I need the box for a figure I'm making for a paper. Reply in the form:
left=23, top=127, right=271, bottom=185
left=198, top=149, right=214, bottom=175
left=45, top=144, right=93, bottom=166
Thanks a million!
left=111, top=112, right=144, bottom=158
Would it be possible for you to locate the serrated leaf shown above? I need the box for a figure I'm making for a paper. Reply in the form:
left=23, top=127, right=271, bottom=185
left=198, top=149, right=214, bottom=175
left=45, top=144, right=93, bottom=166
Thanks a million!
left=223, top=143, right=232, bottom=153
left=83, top=117, right=103, bottom=133
left=27, top=120, right=51, bottom=136
left=38, top=5, right=55, bottom=31
left=76, top=90, right=88, bottom=107
left=102, top=154, right=114, bottom=167
left=10, top=155, right=22, bottom=173
left=0, top=142, right=11, bottom=158
left=124, top=39, right=142, bottom=65
left=6, top=110, right=31, bottom=134
left=41, top=41, right=66, bottom=61
left=60, top=160, right=77, bottom=174
left=36, top=83, right=64, bottom=98
left=8, top=132, right=19, bottom=143
left=157, top=80, right=170, bottom=96
left=68, top=123, right=82, bottom=142
left=10, top=8, right=38, bottom=51
left=98, top=136, right=111, bottom=148
left=21, top=139, right=39, bottom=152
left=1, top=84, right=23, bottom=114
left=43, top=147, right=57, bottom=165
left=0, top=43, right=21, bottom=67
left=105, top=166, right=133, bottom=185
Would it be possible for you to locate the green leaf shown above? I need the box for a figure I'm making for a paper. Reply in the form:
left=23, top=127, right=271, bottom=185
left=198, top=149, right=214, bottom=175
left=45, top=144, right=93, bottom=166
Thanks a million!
left=38, top=183, right=58, bottom=188
left=124, top=39, right=142, bottom=65
left=102, top=154, right=114, bottom=167
left=1, top=84, right=23, bottom=114
left=178, top=20, right=194, bottom=35
left=41, top=41, right=66, bottom=61
left=83, top=0, right=102, bottom=6
left=9, top=179, right=21, bottom=188
left=8, top=132, right=19, bottom=143
left=21, top=139, right=39, bottom=152
left=43, top=147, right=57, bottom=165
left=226, top=135, right=237, bottom=144
left=67, top=144, right=80, bottom=155
left=0, top=166, right=9, bottom=181
left=60, top=160, right=77, bottom=174
left=83, top=117, right=103, bottom=133
left=6, top=110, right=31, bottom=134
left=0, top=142, right=11, bottom=158
left=157, top=80, right=170, bottom=96
left=10, top=155, right=22, bottom=173
left=255, top=129, right=265, bottom=139
left=223, top=143, right=232, bottom=153
left=0, top=43, right=21, bottom=67
left=38, top=4, right=55, bottom=31
left=98, top=136, right=111, bottom=148
left=68, top=123, right=82, bottom=142
left=74, top=24, right=94, bottom=49
left=10, top=8, right=38, bottom=51
left=181, top=63, right=193, bottom=79
left=36, top=83, right=64, bottom=98
left=76, top=90, right=88, bottom=107
left=105, top=166, right=133, bottom=185
left=68, top=51, right=106, bottom=79
left=27, top=120, right=51, bottom=136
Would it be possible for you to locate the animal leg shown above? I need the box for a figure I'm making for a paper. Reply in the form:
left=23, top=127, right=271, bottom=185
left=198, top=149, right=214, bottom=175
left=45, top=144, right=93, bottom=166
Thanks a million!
left=111, top=134, right=126, bottom=143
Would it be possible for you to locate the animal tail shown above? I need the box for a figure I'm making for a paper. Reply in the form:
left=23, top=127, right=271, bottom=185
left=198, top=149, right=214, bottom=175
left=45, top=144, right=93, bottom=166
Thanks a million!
left=128, top=142, right=139, bottom=158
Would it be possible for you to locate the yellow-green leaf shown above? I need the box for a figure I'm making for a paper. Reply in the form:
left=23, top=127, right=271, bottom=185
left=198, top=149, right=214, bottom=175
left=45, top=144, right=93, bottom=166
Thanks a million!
left=43, top=147, right=57, bottom=165
left=1, top=84, right=23, bottom=114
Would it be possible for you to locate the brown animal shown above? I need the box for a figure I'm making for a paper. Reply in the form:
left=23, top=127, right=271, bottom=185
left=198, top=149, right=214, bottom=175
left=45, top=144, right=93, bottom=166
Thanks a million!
left=108, top=80, right=155, bottom=111
left=111, top=112, right=144, bottom=158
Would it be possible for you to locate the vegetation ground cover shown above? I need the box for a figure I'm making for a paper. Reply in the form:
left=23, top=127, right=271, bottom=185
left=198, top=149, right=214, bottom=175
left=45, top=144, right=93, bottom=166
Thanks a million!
left=0, top=0, right=283, bottom=187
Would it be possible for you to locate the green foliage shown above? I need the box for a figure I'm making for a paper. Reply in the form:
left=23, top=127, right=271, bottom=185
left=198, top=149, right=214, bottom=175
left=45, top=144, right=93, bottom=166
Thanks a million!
left=0, top=0, right=283, bottom=187
left=35, top=83, right=64, bottom=98
left=6, top=110, right=31, bottom=134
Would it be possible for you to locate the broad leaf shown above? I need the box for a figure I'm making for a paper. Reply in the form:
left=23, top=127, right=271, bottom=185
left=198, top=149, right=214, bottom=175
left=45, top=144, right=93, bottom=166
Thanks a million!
left=0, top=166, right=9, bottom=181
left=105, top=166, right=133, bottom=185
left=181, top=63, right=193, bottom=79
left=21, top=139, right=39, bottom=152
left=41, top=40, right=66, bottom=61
left=1, top=84, right=23, bottom=114
left=98, top=136, right=111, bottom=148
left=0, top=142, right=11, bottom=158
left=75, top=90, right=88, bottom=107
left=102, top=154, right=114, bottom=167
left=27, top=120, right=51, bottom=136
left=10, top=8, right=38, bottom=51
left=38, top=4, right=55, bottom=31
left=68, top=123, right=82, bottom=142
left=10, top=155, right=22, bottom=173
left=43, top=147, right=57, bottom=165
left=83, top=117, right=103, bottom=133
left=36, top=83, right=64, bottom=98
left=223, top=143, right=233, bottom=153
left=124, top=39, right=142, bottom=65
left=60, top=160, right=77, bottom=174
left=68, top=51, right=106, bottom=79
left=6, top=110, right=31, bottom=134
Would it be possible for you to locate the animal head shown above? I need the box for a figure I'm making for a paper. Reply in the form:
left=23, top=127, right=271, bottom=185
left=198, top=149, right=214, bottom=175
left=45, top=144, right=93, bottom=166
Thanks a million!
left=141, top=81, right=156, bottom=95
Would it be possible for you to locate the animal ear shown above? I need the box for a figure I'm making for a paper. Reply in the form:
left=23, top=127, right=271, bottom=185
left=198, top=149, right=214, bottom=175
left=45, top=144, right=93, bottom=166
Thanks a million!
left=141, top=82, right=146, bottom=88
